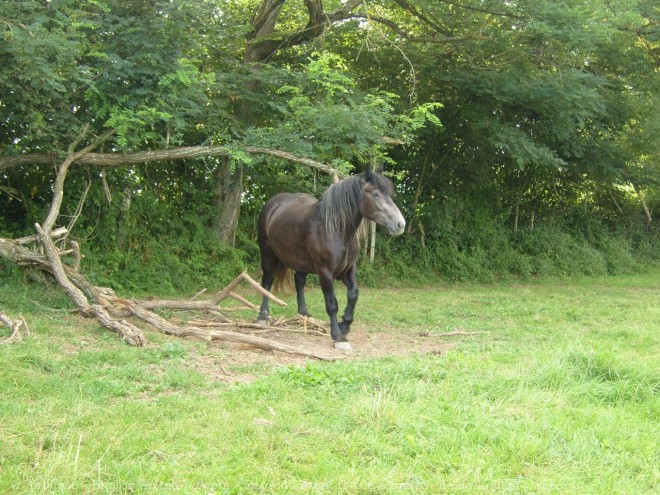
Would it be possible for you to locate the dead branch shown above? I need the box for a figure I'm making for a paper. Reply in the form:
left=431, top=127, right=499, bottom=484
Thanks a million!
left=35, top=223, right=146, bottom=346
left=236, top=271, right=288, bottom=306
left=70, top=241, right=81, bottom=272
left=248, top=327, right=327, bottom=337
left=139, top=271, right=287, bottom=312
left=0, top=234, right=102, bottom=302
left=13, top=227, right=69, bottom=245
left=208, top=311, right=232, bottom=323
left=190, top=288, right=207, bottom=301
left=431, top=329, right=485, bottom=337
left=138, top=299, right=227, bottom=311
left=186, top=320, right=236, bottom=327
left=211, top=270, right=288, bottom=306
left=227, top=291, right=260, bottom=311
left=0, top=312, right=30, bottom=343
left=210, top=271, right=251, bottom=305
left=43, top=126, right=115, bottom=233
left=65, top=179, right=92, bottom=236
left=119, top=298, right=337, bottom=361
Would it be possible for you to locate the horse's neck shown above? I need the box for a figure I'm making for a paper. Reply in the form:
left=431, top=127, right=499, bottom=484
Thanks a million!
left=344, top=214, right=364, bottom=239
left=316, top=202, right=362, bottom=241
left=336, top=208, right=363, bottom=240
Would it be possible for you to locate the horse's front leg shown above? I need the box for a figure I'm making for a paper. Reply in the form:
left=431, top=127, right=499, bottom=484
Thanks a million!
left=294, top=271, right=311, bottom=317
left=318, top=269, right=351, bottom=351
left=339, top=264, right=358, bottom=336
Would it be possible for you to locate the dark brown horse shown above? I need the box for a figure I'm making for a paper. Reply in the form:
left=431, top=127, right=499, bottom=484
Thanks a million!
left=257, top=168, right=405, bottom=350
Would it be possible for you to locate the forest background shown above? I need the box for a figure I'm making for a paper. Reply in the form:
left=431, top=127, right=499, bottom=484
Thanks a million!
left=1, top=0, right=659, bottom=295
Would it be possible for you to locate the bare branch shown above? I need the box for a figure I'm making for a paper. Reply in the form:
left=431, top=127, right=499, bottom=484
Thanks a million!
left=0, top=145, right=346, bottom=177
left=351, top=13, right=490, bottom=44
left=245, top=0, right=365, bottom=62
left=42, top=127, right=115, bottom=233
left=128, top=301, right=338, bottom=360
left=13, top=227, right=68, bottom=245
left=35, top=223, right=147, bottom=346
left=70, top=241, right=82, bottom=272
left=434, top=0, right=519, bottom=18
left=66, top=179, right=92, bottom=236
left=0, top=312, right=30, bottom=343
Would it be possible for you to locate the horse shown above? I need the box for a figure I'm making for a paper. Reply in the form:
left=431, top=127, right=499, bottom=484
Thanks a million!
left=256, top=167, right=406, bottom=350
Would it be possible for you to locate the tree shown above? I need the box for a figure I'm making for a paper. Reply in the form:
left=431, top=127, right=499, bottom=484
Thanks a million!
left=1, top=0, right=658, bottom=296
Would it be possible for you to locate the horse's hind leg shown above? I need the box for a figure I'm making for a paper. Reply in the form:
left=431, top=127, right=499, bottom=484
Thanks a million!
left=294, top=271, right=311, bottom=317
left=257, top=250, right=275, bottom=324
left=339, top=264, right=358, bottom=336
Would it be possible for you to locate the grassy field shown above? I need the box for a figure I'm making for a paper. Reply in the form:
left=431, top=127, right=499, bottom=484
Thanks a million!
left=0, top=269, right=658, bottom=494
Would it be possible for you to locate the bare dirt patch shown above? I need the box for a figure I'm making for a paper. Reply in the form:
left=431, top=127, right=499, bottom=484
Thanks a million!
left=188, top=323, right=461, bottom=383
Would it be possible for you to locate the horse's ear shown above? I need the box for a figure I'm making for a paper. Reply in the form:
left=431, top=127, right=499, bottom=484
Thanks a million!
left=363, top=163, right=373, bottom=182
left=364, top=163, right=385, bottom=177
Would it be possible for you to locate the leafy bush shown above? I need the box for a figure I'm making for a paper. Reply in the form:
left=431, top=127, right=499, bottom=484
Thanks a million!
left=360, top=210, right=658, bottom=287
left=84, top=239, right=248, bottom=295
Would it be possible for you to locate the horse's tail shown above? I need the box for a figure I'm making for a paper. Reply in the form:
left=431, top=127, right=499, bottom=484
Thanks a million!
left=271, top=258, right=293, bottom=294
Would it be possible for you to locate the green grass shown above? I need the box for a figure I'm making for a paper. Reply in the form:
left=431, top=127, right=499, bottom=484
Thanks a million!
left=0, top=269, right=658, bottom=494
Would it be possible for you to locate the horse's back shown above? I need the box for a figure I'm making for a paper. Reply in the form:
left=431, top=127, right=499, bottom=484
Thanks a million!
left=259, top=193, right=316, bottom=235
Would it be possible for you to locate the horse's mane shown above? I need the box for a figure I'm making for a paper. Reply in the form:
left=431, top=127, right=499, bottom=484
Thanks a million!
left=319, top=172, right=393, bottom=236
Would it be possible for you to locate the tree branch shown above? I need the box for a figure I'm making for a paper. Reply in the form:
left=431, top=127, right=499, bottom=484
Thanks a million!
left=122, top=300, right=337, bottom=361
left=35, top=223, right=147, bottom=346
left=434, top=0, right=519, bottom=18
left=352, top=13, right=490, bottom=44
left=391, top=0, right=449, bottom=35
left=0, top=145, right=348, bottom=178
left=245, top=0, right=365, bottom=62
left=0, top=312, right=29, bottom=343
left=42, top=126, right=115, bottom=233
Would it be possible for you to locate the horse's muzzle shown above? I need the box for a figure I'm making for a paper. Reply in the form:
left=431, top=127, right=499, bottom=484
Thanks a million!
left=388, top=219, right=406, bottom=236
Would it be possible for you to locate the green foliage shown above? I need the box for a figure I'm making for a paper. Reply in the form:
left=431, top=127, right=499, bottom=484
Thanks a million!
left=1, top=0, right=658, bottom=291
left=245, top=52, right=421, bottom=169
left=361, top=211, right=659, bottom=286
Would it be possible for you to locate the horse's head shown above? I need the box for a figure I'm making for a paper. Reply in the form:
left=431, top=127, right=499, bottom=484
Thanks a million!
left=359, top=170, right=406, bottom=236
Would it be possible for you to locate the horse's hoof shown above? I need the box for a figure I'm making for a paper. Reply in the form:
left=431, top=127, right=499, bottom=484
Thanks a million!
left=334, top=341, right=352, bottom=352
left=255, top=319, right=269, bottom=327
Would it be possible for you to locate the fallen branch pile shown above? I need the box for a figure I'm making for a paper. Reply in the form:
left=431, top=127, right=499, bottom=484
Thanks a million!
left=0, top=125, right=337, bottom=361
left=2, top=229, right=336, bottom=359
left=2, top=228, right=336, bottom=360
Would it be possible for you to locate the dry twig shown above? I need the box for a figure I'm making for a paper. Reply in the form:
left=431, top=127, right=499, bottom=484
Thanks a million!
left=0, top=312, right=30, bottom=343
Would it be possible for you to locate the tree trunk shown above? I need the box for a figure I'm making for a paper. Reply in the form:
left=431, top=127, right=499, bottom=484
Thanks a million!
left=513, top=202, right=519, bottom=233
left=369, top=220, right=377, bottom=263
left=406, top=156, right=428, bottom=234
left=631, top=180, right=653, bottom=223
left=215, top=159, right=244, bottom=246
left=211, top=0, right=365, bottom=247
left=117, top=186, right=132, bottom=251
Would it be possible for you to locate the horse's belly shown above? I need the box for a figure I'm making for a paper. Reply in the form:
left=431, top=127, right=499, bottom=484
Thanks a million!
left=269, top=232, right=316, bottom=273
